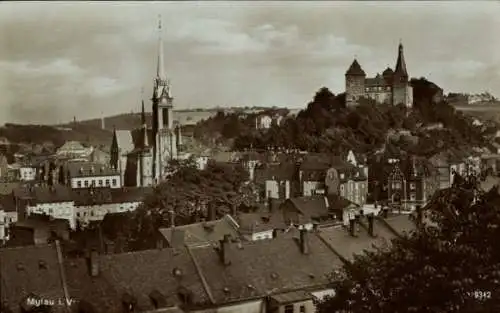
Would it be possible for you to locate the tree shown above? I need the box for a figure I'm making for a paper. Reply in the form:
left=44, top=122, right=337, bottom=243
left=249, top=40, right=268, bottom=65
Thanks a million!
left=316, top=186, right=500, bottom=313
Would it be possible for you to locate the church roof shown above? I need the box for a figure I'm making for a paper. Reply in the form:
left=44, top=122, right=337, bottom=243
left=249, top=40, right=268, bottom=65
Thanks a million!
left=345, top=59, right=366, bottom=76
left=114, top=130, right=135, bottom=155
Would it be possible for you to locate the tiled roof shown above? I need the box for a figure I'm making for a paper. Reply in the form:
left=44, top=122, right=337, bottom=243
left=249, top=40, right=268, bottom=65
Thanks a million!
left=254, top=162, right=296, bottom=183
left=66, top=161, right=119, bottom=178
left=56, top=141, right=87, bottom=153
left=326, top=194, right=359, bottom=212
left=0, top=244, right=67, bottom=312
left=114, top=130, right=135, bottom=155
left=130, top=128, right=154, bottom=151
left=237, top=211, right=287, bottom=234
left=287, top=196, right=330, bottom=221
left=317, top=215, right=412, bottom=262
left=345, top=59, right=366, bottom=76
left=270, top=290, right=312, bottom=304
left=65, top=248, right=210, bottom=312
left=159, top=215, right=239, bottom=248
left=365, top=74, right=390, bottom=87
left=0, top=193, right=16, bottom=212
left=300, top=154, right=351, bottom=172
left=188, top=233, right=343, bottom=304
left=111, top=187, right=153, bottom=203
left=31, top=185, right=74, bottom=204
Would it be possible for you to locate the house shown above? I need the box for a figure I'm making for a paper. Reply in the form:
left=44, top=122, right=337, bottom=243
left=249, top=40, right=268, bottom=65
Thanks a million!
left=56, top=140, right=92, bottom=159
left=255, top=162, right=297, bottom=200
left=298, top=154, right=368, bottom=206
left=7, top=214, right=70, bottom=247
left=64, top=161, right=122, bottom=189
left=236, top=210, right=287, bottom=241
left=388, top=157, right=439, bottom=211
left=0, top=213, right=418, bottom=313
left=18, top=163, right=37, bottom=181
left=159, top=215, right=240, bottom=248
left=429, top=150, right=474, bottom=190
left=23, top=185, right=77, bottom=229
left=281, top=195, right=360, bottom=229
left=89, top=147, right=111, bottom=165
left=74, top=187, right=151, bottom=227
left=0, top=194, right=18, bottom=242
left=0, top=153, right=8, bottom=178
left=255, top=115, right=273, bottom=130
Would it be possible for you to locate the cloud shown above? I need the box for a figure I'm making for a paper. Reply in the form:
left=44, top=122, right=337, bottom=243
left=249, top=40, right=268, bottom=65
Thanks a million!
left=0, top=2, right=499, bottom=124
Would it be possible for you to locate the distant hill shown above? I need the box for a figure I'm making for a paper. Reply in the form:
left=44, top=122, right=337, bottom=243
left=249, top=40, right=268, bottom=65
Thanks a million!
left=0, top=106, right=296, bottom=158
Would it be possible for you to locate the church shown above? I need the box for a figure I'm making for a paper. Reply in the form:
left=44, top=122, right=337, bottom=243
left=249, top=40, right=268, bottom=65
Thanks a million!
left=110, top=19, right=181, bottom=187
left=345, top=42, right=413, bottom=108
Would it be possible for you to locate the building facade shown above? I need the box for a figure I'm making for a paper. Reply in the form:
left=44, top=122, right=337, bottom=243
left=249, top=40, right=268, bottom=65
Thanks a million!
left=387, top=158, right=439, bottom=211
left=110, top=20, right=181, bottom=187
left=345, top=42, right=413, bottom=108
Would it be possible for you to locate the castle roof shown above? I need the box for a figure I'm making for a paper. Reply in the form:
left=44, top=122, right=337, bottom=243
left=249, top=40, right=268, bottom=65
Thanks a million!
left=383, top=67, right=394, bottom=76
left=345, top=59, right=366, bottom=76
left=394, top=43, right=408, bottom=78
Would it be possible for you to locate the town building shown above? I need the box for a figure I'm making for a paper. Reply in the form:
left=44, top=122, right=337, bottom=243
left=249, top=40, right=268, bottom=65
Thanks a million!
left=55, top=140, right=93, bottom=160
left=63, top=161, right=122, bottom=189
left=345, top=42, right=413, bottom=108
left=387, top=157, right=439, bottom=211
left=0, top=194, right=18, bottom=243
left=73, top=187, right=152, bottom=228
left=110, top=21, right=182, bottom=187
left=23, top=185, right=76, bottom=229
left=0, top=213, right=417, bottom=313
left=6, top=214, right=70, bottom=247
left=159, top=215, right=240, bottom=248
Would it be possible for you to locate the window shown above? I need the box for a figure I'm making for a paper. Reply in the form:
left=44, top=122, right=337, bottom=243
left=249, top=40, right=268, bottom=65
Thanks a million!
left=84, top=180, right=89, bottom=187
left=77, top=181, right=82, bottom=188
left=284, top=305, right=294, bottom=313
left=90, top=210, right=94, bottom=216
left=410, top=193, right=416, bottom=201
left=99, top=180, right=103, bottom=186
left=410, top=182, right=416, bottom=190
left=300, top=305, right=306, bottom=313
left=91, top=180, right=96, bottom=186
left=112, top=179, right=117, bottom=186
left=105, top=179, right=110, bottom=186
left=76, top=212, right=80, bottom=217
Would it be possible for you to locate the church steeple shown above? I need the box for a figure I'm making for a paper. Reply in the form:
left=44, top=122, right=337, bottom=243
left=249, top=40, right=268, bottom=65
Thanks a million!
left=156, top=15, right=166, bottom=80
left=141, top=99, right=149, bottom=148
left=394, top=41, right=408, bottom=79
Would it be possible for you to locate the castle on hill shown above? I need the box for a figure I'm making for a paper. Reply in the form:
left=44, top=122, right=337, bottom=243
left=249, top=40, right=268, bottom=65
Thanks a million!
left=345, top=42, right=413, bottom=108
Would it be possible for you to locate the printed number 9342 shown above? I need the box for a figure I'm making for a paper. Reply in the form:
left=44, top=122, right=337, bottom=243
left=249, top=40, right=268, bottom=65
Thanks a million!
left=467, top=290, right=492, bottom=300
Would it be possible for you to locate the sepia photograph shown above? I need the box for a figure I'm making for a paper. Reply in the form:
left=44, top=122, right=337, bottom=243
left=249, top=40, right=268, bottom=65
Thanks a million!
left=0, top=1, right=499, bottom=312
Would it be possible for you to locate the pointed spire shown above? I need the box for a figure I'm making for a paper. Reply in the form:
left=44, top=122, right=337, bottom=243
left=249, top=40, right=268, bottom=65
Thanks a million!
left=156, top=15, right=166, bottom=80
left=141, top=91, right=149, bottom=148
left=346, top=59, right=366, bottom=76
left=394, top=41, right=408, bottom=78
left=141, top=100, right=146, bottom=126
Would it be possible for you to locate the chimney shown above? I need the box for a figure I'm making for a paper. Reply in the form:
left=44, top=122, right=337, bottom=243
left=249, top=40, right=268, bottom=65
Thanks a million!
left=382, top=207, right=389, bottom=219
left=89, top=249, right=99, bottom=277
left=219, top=234, right=231, bottom=266
left=367, top=214, right=375, bottom=237
left=416, top=205, right=423, bottom=227
left=208, top=205, right=216, bottom=221
left=299, top=229, right=310, bottom=254
left=349, top=216, right=356, bottom=237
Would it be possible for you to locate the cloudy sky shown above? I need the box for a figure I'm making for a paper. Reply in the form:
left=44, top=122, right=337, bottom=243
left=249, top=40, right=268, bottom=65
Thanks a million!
left=1, top=1, right=499, bottom=124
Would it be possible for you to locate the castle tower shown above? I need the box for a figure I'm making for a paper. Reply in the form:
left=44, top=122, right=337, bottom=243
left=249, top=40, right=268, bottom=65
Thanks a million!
left=151, top=16, right=177, bottom=183
left=345, top=59, right=366, bottom=107
left=392, top=42, right=413, bottom=107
